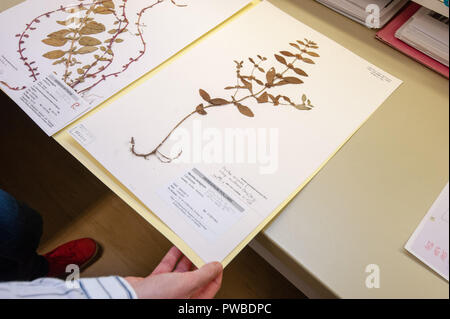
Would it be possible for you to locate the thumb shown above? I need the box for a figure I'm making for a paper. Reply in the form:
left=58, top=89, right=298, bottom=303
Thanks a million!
left=185, top=262, right=223, bottom=294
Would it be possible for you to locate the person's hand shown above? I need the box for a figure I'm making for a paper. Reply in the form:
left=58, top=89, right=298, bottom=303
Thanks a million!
left=125, top=246, right=223, bottom=299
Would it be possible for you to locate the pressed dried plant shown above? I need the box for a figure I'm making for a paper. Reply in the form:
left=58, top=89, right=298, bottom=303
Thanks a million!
left=0, top=81, right=26, bottom=91
left=130, top=39, right=320, bottom=162
left=40, top=0, right=122, bottom=88
left=2, top=0, right=186, bottom=93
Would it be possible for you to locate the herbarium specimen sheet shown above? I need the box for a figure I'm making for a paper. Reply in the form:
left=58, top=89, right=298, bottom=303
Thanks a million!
left=0, top=0, right=250, bottom=135
left=71, top=2, right=402, bottom=265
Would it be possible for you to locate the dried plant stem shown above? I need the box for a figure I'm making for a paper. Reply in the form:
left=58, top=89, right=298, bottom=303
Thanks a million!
left=131, top=59, right=294, bottom=160
left=130, top=92, right=260, bottom=160
left=130, top=40, right=320, bottom=162
left=77, top=0, right=186, bottom=94
left=71, top=0, right=128, bottom=89
left=0, top=81, right=26, bottom=91
left=16, top=1, right=106, bottom=85
left=10, top=0, right=186, bottom=95
left=63, top=5, right=96, bottom=83
left=131, top=109, right=197, bottom=160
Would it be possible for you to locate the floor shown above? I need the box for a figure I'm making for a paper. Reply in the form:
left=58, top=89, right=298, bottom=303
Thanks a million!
left=0, top=92, right=306, bottom=299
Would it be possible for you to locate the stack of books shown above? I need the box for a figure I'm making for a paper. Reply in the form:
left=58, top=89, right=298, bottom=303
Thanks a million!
left=396, top=7, right=449, bottom=67
left=315, top=0, right=409, bottom=28
left=376, top=1, right=449, bottom=78
left=413, top=0, right=450, bottom=16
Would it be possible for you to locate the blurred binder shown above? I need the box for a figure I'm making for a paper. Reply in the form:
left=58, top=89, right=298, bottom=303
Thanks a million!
left=316, top=0, right=409, bottom=28
left=376, top=2, right=449, bottom=78
left=412, top=0, right=449, bottom=17
left=396, top=7, right=449, bottom=66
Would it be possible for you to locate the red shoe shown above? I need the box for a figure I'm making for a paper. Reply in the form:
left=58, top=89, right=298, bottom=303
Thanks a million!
left=43, top=238, right=100, bottom=278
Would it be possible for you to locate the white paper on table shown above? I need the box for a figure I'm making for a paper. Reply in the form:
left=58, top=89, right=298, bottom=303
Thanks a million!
left=0, top=0, right=250, bottom=135
left=406, top=183, right=449, bottom=281
left=70, top=1, right=403, bottom=265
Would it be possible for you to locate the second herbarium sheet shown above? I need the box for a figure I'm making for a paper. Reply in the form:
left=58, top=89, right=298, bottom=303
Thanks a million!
left=0, top=0, right=250, bottom=134
left=71, top=2, right=402, bottom=264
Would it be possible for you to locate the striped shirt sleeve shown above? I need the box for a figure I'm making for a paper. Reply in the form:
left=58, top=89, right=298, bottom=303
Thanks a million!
left=0, top=276, right=137, bottom=299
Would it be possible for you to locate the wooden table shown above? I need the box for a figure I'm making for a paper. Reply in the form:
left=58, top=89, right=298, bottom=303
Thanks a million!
left=1, top=0, right=448, bottom=298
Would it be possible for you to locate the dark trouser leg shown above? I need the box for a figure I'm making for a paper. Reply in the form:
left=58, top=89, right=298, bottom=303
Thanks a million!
left=0, top=189, right=48, bottom=282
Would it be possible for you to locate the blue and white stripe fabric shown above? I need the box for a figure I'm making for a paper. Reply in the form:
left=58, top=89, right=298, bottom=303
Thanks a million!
left=0, top=276, right=137, bottom=299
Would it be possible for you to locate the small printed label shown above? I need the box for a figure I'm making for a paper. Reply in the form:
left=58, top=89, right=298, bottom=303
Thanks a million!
left=158, top=168, right=246, bottom=241
left=367, top=66, right=392, bottom=83
left=16, top=73, right=90, bottom=135
left=0, top=54, right=18, bottom=73
left=211, top=166, right=268, bottom=213
left=70, top=124, right=96, bottom=146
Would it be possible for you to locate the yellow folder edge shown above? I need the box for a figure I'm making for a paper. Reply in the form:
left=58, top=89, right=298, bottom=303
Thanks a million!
left=53, top=0, right=392, bottom=268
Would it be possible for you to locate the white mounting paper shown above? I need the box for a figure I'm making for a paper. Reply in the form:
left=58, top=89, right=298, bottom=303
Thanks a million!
left=70, top=2, right=402, bottom=264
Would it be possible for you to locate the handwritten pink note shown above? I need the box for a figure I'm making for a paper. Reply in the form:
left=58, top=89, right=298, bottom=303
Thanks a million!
left=406, top=183, right=449, bottom=281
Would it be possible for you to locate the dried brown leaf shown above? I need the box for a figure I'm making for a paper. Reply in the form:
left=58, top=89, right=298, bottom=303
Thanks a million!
left=52, top=58, right=66, bottom=65
left=80, top=22, right=106, bottom=35
left=236, top=103, right=254, bottom=117
left=254, top=78, right=264, bottom=86
left=283, top=77, right=303, bottom=84
left=102, top=0, right=115, bottom=9
left=282, top=96, right=292, bottom=103
left=306, top=51, right=320, bottom=57
left=302, top=57, right=315, bottom=64
left=256, top=92, right=269, bottom=104
left=280, top=51, right=295, bottom=57
left=293, top=68, right=308, bottom=77
left=43, top=50, right=66, bottom=59
left=239, top=77, right=252, bottom=91
left=274, top=54, right=287, bottom=65
left=47, top=29, right=71, bottom=39
left=273, top=80, right=289, bottom=87
left=66, top=7, right=82, bottom=14
left=42, top=37, right=68, bottom=47
left=266, top=67, right=276, bottom=85
left=294, top=104, right=312, bottom=111
left=77, top=46, right=98, bottom=54
left=79, top=36, right=101, bottom=46
left=56, top=18, right=77, bottom=26
left=196, top=104, right=207, bottom=115
left=210, top=98, right=228, bottom=106
left=268, top=94, right=280, bottom=106
left=289, top=43, right=301, bottom=51
left=199, top=89, right=211, bottom=102
left=94, top=6, right=113, bottom=14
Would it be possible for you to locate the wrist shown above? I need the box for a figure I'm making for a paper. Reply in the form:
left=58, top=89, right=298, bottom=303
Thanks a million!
left=124, top=277, right=142, bottom=299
